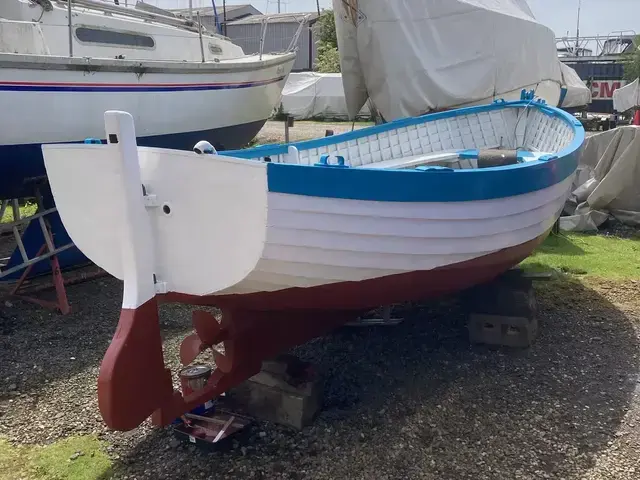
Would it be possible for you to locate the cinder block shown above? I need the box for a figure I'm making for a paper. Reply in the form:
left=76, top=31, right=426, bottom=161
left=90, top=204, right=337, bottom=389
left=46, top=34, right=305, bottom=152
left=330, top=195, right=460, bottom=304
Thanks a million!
left=228, top=354, right=323, bottom=430
left=468, top=313, right=539, bottom=347
left=463, top=272, right=539, bottom=347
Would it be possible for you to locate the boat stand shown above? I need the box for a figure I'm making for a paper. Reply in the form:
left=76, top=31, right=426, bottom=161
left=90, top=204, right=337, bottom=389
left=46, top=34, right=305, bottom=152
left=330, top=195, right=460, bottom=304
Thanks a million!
left=0, top=196, right=103, bottom=314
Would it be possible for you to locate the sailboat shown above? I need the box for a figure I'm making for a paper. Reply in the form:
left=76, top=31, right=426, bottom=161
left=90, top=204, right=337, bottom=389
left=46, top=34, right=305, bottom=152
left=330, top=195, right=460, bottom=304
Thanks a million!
left=0, top=0, right=296, bottom=200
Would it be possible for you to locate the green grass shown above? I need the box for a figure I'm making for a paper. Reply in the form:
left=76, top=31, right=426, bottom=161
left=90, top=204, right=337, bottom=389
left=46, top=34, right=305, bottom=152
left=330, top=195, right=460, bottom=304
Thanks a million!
left=0, top=202, right=38, bottom=224
left=522, top=232, right=640, bottom=280
left=0, top=436, right=112, bottom=480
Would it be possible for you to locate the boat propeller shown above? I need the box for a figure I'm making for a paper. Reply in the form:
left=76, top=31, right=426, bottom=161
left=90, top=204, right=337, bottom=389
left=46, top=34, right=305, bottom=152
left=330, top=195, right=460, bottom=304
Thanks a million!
left=179, top=310, right=231, bottom=371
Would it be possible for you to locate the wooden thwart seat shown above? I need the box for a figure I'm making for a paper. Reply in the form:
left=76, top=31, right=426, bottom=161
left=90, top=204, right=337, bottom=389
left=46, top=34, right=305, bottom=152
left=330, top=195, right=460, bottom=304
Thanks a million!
left=356, top=151, right=462, bottom=170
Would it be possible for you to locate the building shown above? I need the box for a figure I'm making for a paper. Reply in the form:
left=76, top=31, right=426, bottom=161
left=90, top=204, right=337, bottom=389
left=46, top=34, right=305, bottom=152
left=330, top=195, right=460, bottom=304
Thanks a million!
left=557, top=33, right=635, bottom=113
left=169, top=4, right=262, bottom=33
left=225, top=12, right=320, bottom=72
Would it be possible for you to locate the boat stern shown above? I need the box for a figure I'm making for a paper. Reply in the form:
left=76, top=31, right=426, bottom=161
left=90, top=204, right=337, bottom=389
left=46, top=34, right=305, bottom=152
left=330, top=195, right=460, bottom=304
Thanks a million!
left=42, top=110, right=271, bottom=430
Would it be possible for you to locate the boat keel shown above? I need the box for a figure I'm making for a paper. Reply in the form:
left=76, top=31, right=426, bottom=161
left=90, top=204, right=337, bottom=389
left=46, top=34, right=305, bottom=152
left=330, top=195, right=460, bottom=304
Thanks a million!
left=98, top=301, right=357, bottom=431
left=97, top=297, right=174, bottom=431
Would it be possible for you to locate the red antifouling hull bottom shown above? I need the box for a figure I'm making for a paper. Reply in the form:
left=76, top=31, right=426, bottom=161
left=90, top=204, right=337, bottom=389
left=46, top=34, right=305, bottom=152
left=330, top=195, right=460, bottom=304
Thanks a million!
left=98, top=230, right=550, bottom=431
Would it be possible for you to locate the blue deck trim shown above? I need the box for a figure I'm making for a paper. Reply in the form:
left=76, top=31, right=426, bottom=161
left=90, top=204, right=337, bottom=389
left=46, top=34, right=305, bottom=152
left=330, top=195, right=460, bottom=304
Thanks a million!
left=231, top=101, right=584, bottom=203
left=265, top=149, right=580, bottom=202
left=0, top=76, right=285, bottom=93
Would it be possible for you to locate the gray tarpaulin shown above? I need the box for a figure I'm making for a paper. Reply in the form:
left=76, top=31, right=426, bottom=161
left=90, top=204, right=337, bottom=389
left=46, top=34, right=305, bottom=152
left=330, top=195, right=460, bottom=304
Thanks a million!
left=561, top=126, right=640, bottom=231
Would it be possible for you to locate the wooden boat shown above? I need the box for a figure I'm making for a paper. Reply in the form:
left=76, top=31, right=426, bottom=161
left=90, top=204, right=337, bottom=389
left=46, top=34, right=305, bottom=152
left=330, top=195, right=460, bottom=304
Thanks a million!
left=40, top=94, right=585, bottom=431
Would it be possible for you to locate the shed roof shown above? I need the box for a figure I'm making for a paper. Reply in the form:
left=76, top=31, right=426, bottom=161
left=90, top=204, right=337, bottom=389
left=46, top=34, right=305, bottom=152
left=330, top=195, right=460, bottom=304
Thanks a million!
left=226, top=12, right=319, bottom=25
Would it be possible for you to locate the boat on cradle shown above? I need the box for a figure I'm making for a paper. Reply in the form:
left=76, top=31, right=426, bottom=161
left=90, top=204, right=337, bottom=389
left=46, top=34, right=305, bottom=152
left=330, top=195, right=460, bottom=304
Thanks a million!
left=0, top=0, right=297, bottom=200
left=41, top=94, right=585, bottom=431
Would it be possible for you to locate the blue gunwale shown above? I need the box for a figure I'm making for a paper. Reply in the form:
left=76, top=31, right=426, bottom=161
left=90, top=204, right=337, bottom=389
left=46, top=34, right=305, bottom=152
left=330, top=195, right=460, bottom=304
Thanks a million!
left=222, top=100, right=585, bottom=203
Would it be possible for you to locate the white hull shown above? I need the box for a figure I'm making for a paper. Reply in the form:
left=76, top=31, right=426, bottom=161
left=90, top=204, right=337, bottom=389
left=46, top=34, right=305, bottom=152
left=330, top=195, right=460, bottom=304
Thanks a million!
left=0, top=54, right=292, bottom=146
left=222, top=179, right=571, bottom=295
left=42, top=143, right=572, bottom=299
left=41, top=100, right=583, bottom=309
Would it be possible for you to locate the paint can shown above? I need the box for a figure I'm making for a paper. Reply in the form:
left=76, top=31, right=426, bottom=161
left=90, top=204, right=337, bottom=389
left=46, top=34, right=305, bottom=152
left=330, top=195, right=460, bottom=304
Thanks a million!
left=179, top=364, right=212, bottom=396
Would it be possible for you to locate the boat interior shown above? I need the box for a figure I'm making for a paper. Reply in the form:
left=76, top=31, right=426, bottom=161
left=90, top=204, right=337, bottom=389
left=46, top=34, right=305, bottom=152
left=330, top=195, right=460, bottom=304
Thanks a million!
left=231, top=104, right=577, bottom=171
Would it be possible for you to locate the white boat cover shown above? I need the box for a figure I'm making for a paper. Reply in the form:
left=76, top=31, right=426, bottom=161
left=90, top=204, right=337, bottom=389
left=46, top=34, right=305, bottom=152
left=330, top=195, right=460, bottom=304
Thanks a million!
left=613, top=78, right=640, bottom=112
left=558, top=62, right=592, bottom=108
left=332, top=0, right=570, bottom=121
left=278, top=72, right=371, bottom=120
left=561, top=126, right=640, bottom=231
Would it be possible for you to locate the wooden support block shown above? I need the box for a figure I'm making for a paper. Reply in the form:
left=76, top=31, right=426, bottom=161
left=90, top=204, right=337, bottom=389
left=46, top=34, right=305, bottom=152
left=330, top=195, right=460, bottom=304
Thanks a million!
left=228, top=355, right=323, bottom=430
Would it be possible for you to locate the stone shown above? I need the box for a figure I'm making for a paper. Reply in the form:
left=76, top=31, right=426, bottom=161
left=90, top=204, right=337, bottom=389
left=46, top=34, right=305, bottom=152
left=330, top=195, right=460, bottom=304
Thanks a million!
left=69, top=451, right=84, bottom=461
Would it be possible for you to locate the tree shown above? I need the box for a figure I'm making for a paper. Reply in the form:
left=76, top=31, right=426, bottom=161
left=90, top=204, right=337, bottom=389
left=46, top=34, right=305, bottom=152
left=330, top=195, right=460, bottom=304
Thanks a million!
left=316, top=9, right=337, bottom=48
left=313, top=10, right=340, bottom=73
left=622, top=35, right=640, bottom=81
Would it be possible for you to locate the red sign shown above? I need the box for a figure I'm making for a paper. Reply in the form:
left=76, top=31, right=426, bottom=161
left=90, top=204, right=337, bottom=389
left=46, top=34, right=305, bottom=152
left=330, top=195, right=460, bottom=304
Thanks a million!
left=591, top=80, right=627, bottom=100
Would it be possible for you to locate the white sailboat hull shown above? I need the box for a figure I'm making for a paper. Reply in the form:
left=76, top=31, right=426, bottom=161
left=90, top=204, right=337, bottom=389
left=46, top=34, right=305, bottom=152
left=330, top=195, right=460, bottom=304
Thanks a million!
left=0, top=55, right=291, bottom=146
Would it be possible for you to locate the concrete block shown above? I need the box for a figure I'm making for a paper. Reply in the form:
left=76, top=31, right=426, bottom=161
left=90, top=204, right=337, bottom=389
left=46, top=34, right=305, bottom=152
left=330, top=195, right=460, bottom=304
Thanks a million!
left=228, top=354, right=323, bottom=430
left=468, top=313, right=539, bottom=348
left=463, top=272, right=539, bottom=347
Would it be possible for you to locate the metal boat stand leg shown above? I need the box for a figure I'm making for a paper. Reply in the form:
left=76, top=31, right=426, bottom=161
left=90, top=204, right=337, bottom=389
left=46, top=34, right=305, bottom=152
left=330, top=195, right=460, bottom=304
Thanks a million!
left=9, top=243, right=71, bottom=315
left=1, top=194, right=81, bottom=314
left=346, top=305, right=404, bottom=327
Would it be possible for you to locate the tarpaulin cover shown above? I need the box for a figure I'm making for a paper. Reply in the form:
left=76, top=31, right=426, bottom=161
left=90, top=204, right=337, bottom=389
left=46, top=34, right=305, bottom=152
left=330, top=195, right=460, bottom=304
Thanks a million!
left=613, top=78, right=640, bottom=112
left=559, top=62, right=592, bottom=108
left=279, top=72, right=371, bottom=119
left=333, top=0, right=573, bottom=121
left=561, top=126, right=640, bottom=231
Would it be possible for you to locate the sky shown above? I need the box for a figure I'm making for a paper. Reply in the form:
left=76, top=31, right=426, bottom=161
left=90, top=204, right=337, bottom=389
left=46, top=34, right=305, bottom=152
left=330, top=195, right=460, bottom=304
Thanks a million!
left=152, top=0, right=640, bottom=38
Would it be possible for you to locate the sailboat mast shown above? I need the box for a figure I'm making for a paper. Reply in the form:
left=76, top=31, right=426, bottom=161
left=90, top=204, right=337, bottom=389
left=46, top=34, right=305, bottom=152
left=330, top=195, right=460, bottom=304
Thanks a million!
left=574, top=0, right=581, bottom=54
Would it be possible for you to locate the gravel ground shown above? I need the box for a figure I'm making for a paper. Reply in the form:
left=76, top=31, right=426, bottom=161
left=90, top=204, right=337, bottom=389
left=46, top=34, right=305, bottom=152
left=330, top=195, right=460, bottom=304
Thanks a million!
left=1, top=119, right=639, bottom=479
left=1, top=268, right=639, bottom=479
